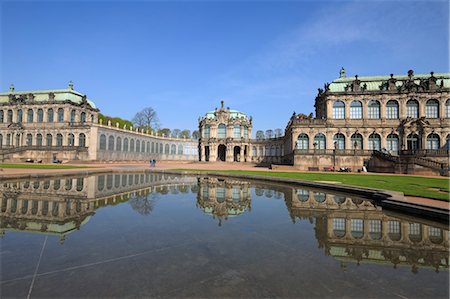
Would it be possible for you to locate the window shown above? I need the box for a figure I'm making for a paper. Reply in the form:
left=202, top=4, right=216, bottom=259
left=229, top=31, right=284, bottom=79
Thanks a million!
left=130, top=139, right=135, bottom=152
left=46, top=134, right=53, bottom=146
left=68, top=134, right=75, bottom=146
left=252, top=146, right=257, bottom=156
left=446, top=100, right=450, bottom=118
left=297, top=189, right=309, bottom=202
left=0, top=110, right=3, bottom=123
left=333, top=133, right=345, bottom=150
left=37, top=109, right=43, bottom=122
left=17, top=109, right=23, bottom=123
left=314, top=133, right=326, bottom=150
left=351, top=219, right=364, bottom=239
left=233, top=125, right=241, bottom=138
left=79, top=133, right=86, bottom=147
left=80, top=112, right=86, bottom=123
left=369, top=220, right=382, bottom=240
left=26, top=133, right=33, bottom=146
left=171, top=144, right=176, bottom=154
left=123, top=138, right=129, bottom=151
left=333, top=218, right=346, bottom=238
left=48, top=108, right=54, bottom=122
left=7, top=110, right=12, bottom=123
left=27, top=109, right=34, bottom=122
left=70, top=110, right=76, bottom=122
left=244, top=126, right=248, bottom=138
left=407, top=133, right=419, bottom=150
left=386, top=100, right=399, bottom=119
left=350, top=100, right=362, bottom=119
left=99, top=134, right=106, bottom=150
left=203, top=125, right=210, bottom=138
left=136, top=140, right=140, bottom=152
left=406, top=100, right=419, bottom=118
left=333, top=101, right=345, bottom=119
left=56, top=133, right=63, bottom=146
left=151, top=142, right=155, bottom=153
left=36, top=134, right=43, bottom=146
left=368, top=100, right=380, bottom=119
left=58, top=108, right=64, bottom=122
left=351, top=133, right=363, bottom=149
left=218, top=123, right=226, bottom=139
left=178, top=145, right=183, bottom=155
left=368, top=133, right=381, bottom=150
left=425, top=99, right=439, bottom=118
left=116, top=137, right=122, bottom=151
left=297, top=133, right=309, bottom=150
left=386, top=134, right=399, bottom=154
left=164, top=144, right=169, bottom=154
left=426, top=133, right=440, bottom=149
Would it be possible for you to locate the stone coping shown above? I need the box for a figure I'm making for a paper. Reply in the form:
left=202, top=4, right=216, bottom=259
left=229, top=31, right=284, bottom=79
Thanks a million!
left=0, top=167, right=447, bottom=224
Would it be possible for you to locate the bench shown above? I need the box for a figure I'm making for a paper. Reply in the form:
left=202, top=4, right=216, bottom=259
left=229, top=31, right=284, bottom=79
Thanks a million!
left=308, top=167, right=320, bottom=171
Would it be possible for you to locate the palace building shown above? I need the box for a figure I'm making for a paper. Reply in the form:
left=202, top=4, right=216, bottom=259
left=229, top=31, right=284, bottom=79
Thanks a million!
left=199, top=69, right=450, bottom=176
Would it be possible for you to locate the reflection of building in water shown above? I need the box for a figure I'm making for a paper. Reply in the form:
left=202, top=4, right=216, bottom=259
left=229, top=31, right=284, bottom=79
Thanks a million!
left=197, top=177, right=251, bottom=226
left=0, top=173, right=197, bottom=242
left=284, top=187, right=449, bottom=273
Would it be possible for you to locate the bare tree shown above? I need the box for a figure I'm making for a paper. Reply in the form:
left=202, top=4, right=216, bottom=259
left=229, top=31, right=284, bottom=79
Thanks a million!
left=265, top=129, right=273, bottom=139
left=179, top=129, right=191, bottom=139
left=274, top=128, right=283, bottom=137
left=129, top=194, right=155, bottom=216
left=171, top=129, right=181, bottom=138
left=256, top=130, right=265, bottom=140
left=132, top=107, right=160, bottom=129
left=192, top=130, right=200, bottom=140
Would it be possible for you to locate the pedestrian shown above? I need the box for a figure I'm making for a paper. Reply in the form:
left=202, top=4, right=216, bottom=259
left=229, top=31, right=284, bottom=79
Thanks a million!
left=149, top=159, right=152, bottom=167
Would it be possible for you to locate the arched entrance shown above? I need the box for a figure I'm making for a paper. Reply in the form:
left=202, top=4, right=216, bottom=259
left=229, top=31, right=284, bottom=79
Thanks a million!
left=234, top=146, right=241, bottom=162
left=205, top=146, right=210, bottom=162
left=407, top=133, right=420, bottom=151
left=218, top=144, right=226, bottom=161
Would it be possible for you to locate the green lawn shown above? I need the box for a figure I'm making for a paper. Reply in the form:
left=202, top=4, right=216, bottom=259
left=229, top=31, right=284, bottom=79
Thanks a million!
left=178, top=169, right=450, bottom=201
left=0, top=163, right=91, bottom=169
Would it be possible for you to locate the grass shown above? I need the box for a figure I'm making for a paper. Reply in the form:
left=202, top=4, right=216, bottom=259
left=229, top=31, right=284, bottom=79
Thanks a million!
left=177, top=169, right=450, bottom=201
left=0, top=163, right=91, bottom=169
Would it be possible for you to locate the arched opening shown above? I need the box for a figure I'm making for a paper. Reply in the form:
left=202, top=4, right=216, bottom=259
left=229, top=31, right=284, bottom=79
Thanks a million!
left=350, top=100, right=362, bottom=119
left=446, top=99, right=450, bottom=118
left=425, top=99, right=439, bottom=118
left=368, top=133, right=381, bottom=150
left=233, top=146, right=241, bottom=162
left=204, top=146, right=210, bottom=161
left=351, top=133, right=363, bottom=149
left=36, top=134, right=42, bottom=146
left=426, top=133, right=440, bottom=149
left=203, top=125, right=210, bottom=138
left=218, top=124, right=227, bottom=139
left=386, top=133, right=399, bottom=154
left=68, top=133, right=75, bottom=146
left=56, top=134, right=63, bottom=146
left=218, top=144, right=226, bottom=161
left=407, top=133, right=420, bottom=150
left=406, top=99, right=419, bottom=118
left=333, top=133, right=345, bottom=150
left=368, top=100, right=380, bottom=119
left=314, top=133, right=326, bottom=150
left=333, top=101, right=345, bottom=119
left=108, top=136, right=115, bottom=150
left=386, top=100, right=399, bottom=119
left=233, top=125, right=241, bottom=138
left=79, top=133, right=86, bottom=147
left=297, top=133, right=309, bottom=150
left=99, top=135, right=106, bottom=150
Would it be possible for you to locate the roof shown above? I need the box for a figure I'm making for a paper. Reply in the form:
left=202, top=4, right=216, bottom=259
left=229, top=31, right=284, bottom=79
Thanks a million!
left=328, top=72, right=450, bottom=92
left=204, top=109, right=248, bottom=120
left=0, top=87, right=97, bottom=109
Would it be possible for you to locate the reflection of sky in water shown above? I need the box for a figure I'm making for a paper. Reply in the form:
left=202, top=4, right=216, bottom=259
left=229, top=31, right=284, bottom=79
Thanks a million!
left=0, top=173, right=448, bottom=298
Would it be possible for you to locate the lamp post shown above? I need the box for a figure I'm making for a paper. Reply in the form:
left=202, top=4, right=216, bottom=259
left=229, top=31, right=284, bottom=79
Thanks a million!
left=333, top=141, right=337, bottom=171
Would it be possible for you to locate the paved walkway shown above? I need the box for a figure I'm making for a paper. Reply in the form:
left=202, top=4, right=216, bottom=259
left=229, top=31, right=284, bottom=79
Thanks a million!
left=0, top=161, right=448, bottom=211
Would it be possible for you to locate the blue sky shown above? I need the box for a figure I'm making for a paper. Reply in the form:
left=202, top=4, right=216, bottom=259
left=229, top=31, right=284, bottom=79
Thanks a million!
left=1, top=0, right=448, bottom=134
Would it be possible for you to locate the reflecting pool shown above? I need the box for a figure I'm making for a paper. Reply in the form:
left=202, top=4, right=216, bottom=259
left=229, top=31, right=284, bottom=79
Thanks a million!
left=1, top=173, right=448, bottom=298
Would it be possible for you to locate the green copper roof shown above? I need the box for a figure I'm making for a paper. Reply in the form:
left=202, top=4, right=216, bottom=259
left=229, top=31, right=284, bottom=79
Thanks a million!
left=328, top=72, right=450, bottom=92
left=204, top=109, right=248, bottom=120
left=0, top=88, right=97, bottom=109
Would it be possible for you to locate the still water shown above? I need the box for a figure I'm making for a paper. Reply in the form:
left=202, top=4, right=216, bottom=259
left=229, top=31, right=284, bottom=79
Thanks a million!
left=0, top=173, right=448, bottom=298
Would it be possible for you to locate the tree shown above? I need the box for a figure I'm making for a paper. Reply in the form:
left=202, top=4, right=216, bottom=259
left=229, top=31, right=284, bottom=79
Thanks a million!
left=129, top=194, right=155, bottom=216
left=192, top=130, right=200, bottom=140
left=132, top=107, right=160, bottom=130
left=265, top=129, right=273, bottom=139
left=274, top=128, right=283, bottom=137
left=158, top=128, right=171, bottom=137
left=171, top=129, right=181, bottom=138
left=256, top=130, right=265, bottom=140
left=179, top=129, right=191, bottom=139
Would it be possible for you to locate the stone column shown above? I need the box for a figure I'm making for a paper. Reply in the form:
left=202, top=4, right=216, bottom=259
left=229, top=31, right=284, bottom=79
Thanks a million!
left=362, top=100, right=369, bottom=120
left=380, top=100, right=387, bottom=119
left=344, top=100, right=350, bottom=120
left=326, top=100, right=333, bottom=119
left=399, top=99, right=407, bottom=119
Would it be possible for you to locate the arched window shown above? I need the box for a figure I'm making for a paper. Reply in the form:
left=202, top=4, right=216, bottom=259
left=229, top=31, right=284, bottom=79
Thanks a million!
left=91, top=114, right=94, bottom=123
left=386, top=100, right=399, bottom=119
left=368, top=133, right=381, bottom=150
left=446, top=134, right=450, bottom=150
left=36, top=134, right=43, bottom=146
left=17, top=109, right=23, bottom=123
left=203, top=125, right=210, bottom=138
left=407, top=133, right=420, bottom=150
left=333, top=101, right=345, bottom=119
left=218, top=124, right=226, bottom=139
left=57, top=108, right=64, bottom=122
left=159, top=143, right=163, bottom=153
left=147, top=142, right=150, bottom=153
left=7, top=109, right=12, bottom=123
left=47, top=108, right=54, bottom=122
left=130, top=139, right=135, bottom=152
left=80, top=112, right=86, bottom=123
left=446, top=100, right=450, bottom=118
left=406, top=100, right=419, bottom=118
left=0, top=110, right=3, bottom=123
left=99, top=134, right=107, bottom=150
left=27, top=109, right=34, bottom=122
left=333, top=133, right=345, bottom=150
left=233, top=125, right=241, bottom=138
left=368, top=100, right=380, bottom=119
left=252, top=146, right=257, bottom=156
left=386, top=134, right=399, bottom=154
left=151, top=142, right=155, bottom=153
left=26, top=133, right=33, bottom=146
left=70, top=109, right=76, bottom=122
left=141, top=141, right=145, bottom=152
left=178, top=145, right=183, bottom=155
left=123, top=138, right=129, bottom=151
left=56, top=133, right=63, bottom=146
left=68, top=133, right=75, bottom=146
left=314, top=133, right=326, bottom=150
left=116, top=137, right=122, bottom=151
left=136, top=140, right=140, bottom=152
left=351, top=133, right=363, bottom=149
left=297, top=133, right=309, bottom=150
left=108, top=136, right=114, bottom=150
left=79, top=133, right=86, bottom=147
left=171, top=144, right=176, bottom=154
left=244, top=126, right=249, bottom=139
left=427, top=133, right=440, bottom=149
left=425, top=99, right=439, bottom=118
left=46, top=134, right=53, bottom=146
left=37, top=109, right=43, bottom=123
left=350, top=100, right=362, bottom=119
left=165, top=144, right=170, bottom=154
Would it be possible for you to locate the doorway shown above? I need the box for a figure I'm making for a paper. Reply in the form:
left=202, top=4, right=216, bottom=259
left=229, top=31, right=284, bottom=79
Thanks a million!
left=233, top=146, right=241, bottom=162
left=218, top=145, right=226, bottom=161
left=205, top=146, right=210, bottom=162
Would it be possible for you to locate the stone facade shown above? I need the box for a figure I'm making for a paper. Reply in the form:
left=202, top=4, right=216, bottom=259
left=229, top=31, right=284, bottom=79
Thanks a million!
left=0, top=83, right=198, bottom=162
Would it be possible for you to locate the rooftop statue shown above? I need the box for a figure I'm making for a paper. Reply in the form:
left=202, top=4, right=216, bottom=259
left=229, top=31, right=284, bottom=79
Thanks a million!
left=339, top=67, right=346, bottom=78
